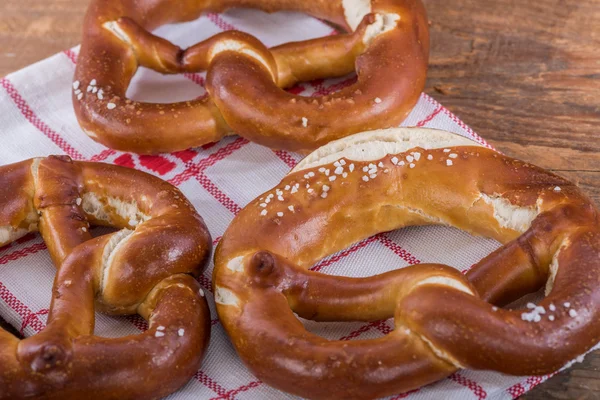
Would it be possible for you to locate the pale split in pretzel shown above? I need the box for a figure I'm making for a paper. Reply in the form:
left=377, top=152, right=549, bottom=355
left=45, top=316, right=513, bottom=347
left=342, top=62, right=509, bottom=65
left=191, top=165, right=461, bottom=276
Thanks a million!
left=0, top=156, right=212, bottom=399
left=214, top=127, right=600, bottom=399
left=72, top=0, right=429, bottom=154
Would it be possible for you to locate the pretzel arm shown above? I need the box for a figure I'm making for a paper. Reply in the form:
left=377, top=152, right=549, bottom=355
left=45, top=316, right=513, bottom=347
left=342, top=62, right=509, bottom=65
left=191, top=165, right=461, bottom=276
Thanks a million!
left=468, top=203, right=595, bottom=305
left=247, top=251, right=472, bottom=321
left=271, top=14, right=375, bottom=87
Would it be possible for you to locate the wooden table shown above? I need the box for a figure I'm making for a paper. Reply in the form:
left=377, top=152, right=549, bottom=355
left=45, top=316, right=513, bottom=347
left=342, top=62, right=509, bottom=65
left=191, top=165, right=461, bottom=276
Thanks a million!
left=1, top=0, right=599, bottom=398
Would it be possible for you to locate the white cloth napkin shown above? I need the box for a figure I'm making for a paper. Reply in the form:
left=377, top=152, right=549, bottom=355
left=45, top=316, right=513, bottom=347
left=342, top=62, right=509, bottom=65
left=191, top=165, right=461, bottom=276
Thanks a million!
left=0, top=7, right=568, bottom=400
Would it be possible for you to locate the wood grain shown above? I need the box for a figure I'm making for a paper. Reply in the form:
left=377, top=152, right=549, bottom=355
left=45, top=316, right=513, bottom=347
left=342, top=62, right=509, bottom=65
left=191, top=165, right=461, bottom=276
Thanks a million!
left=0, top=0, right=599, bottom=398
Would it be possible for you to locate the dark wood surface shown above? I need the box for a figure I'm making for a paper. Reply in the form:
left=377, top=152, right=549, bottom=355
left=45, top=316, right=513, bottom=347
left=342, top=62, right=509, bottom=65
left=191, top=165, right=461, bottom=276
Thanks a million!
left=1, top=0, right=599, bottom=398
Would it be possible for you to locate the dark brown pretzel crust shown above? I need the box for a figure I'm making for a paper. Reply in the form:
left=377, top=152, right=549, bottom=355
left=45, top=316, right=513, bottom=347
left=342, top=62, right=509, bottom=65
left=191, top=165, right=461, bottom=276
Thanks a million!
left=73, top=0, right=429, bottom=154
left=0, top=156, right=212, bottom=400
left=214, top=128, right=600, bottom=399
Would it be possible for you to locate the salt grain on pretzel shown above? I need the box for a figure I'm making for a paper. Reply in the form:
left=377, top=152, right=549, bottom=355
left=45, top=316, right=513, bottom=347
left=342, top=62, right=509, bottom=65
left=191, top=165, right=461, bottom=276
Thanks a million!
left=0, top=156, right=212, bottom=399
left=73, top=0, right=429, bottom=154
left=214, top=127, right=600, bottom=399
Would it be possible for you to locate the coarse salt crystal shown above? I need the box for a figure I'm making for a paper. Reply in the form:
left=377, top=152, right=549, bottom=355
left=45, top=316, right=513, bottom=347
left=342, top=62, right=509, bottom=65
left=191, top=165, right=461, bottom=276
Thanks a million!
left=107, top=102, right=116, bottom=110
left=90, top=79, right=97, bottom=86
left=288, top=205, right=295, bottom=212
left=178, top=328, right=185, bottom=337
left=449, top=154, right=458, bottom=159
left=335, top=167, right=344, bottom=175
left=569, top=309, right=578, bottom=317
left=374, top=97, right=382, bottom=104
left=406, top=155, right=414, bottom=162
left=72, top=81, right=80, bottom=90
left=321, top=192, right=328, bottom=199
left=260, top=210, right=267, bottom=216
left=391, top=157, right=399, bottom=165
left=277, top=212, right=284, bottom=217
left=301, top=117, right=308, bottom=127
left=322, top=185, right=330, bottom=192
left=155, top=331, right=165, bottom=338
left=349, top=164, right=355, bottom=172
left=446, top=160, right=453, bottom=166
left=554, top=186, right=561, bottom=192
left=427, top=154, right=433, bottom=160
left=362, top=176, right=369, bottom=182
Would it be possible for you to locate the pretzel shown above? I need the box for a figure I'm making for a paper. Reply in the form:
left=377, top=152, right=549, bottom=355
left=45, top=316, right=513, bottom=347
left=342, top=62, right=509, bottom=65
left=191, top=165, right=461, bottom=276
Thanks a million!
left=72, top=0, right=429, bottom=154
left=213, top=127, right=600, bottom=399
left=0, top=156, right=212, bottom=399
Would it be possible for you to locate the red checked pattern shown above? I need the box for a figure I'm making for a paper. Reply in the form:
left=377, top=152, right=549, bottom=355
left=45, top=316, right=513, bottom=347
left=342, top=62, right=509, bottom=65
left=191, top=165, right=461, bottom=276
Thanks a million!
left=0, top=8, right=574, bottom=400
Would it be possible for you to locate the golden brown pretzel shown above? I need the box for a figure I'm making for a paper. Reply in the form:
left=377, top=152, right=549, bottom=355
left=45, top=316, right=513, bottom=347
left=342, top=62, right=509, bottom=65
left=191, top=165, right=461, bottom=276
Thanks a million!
left=0, top=156, right=212, bottom=400
left=214, top=127, right=600, bottom=399
left=73, top=0, right=429, bottom=154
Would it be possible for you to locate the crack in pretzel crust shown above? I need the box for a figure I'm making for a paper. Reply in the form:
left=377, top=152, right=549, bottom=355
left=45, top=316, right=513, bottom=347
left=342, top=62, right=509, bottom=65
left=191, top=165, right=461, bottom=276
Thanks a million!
left=0, top=155, right=212, bottom=400
left=73, top=0, right=429, bottom=154
left=214, top=127, right=600, bottom=400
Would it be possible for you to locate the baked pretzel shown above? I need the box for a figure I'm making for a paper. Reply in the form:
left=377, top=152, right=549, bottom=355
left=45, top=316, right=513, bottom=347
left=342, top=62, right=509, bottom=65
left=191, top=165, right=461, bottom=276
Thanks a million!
left=0, top=156, right=212, bottom=399
left=214, top=127, right=600, bottom=399
left=73, top=0, right=429, bottom=154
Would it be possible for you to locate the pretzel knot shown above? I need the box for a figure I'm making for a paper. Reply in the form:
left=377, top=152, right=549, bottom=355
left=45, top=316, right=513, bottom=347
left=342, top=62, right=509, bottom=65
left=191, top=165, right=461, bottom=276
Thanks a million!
left=73, top=0, right=429, bottom=154
left=214, top=128, right=600, bottom=400
left=0, top=156, right=212, bottom=399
